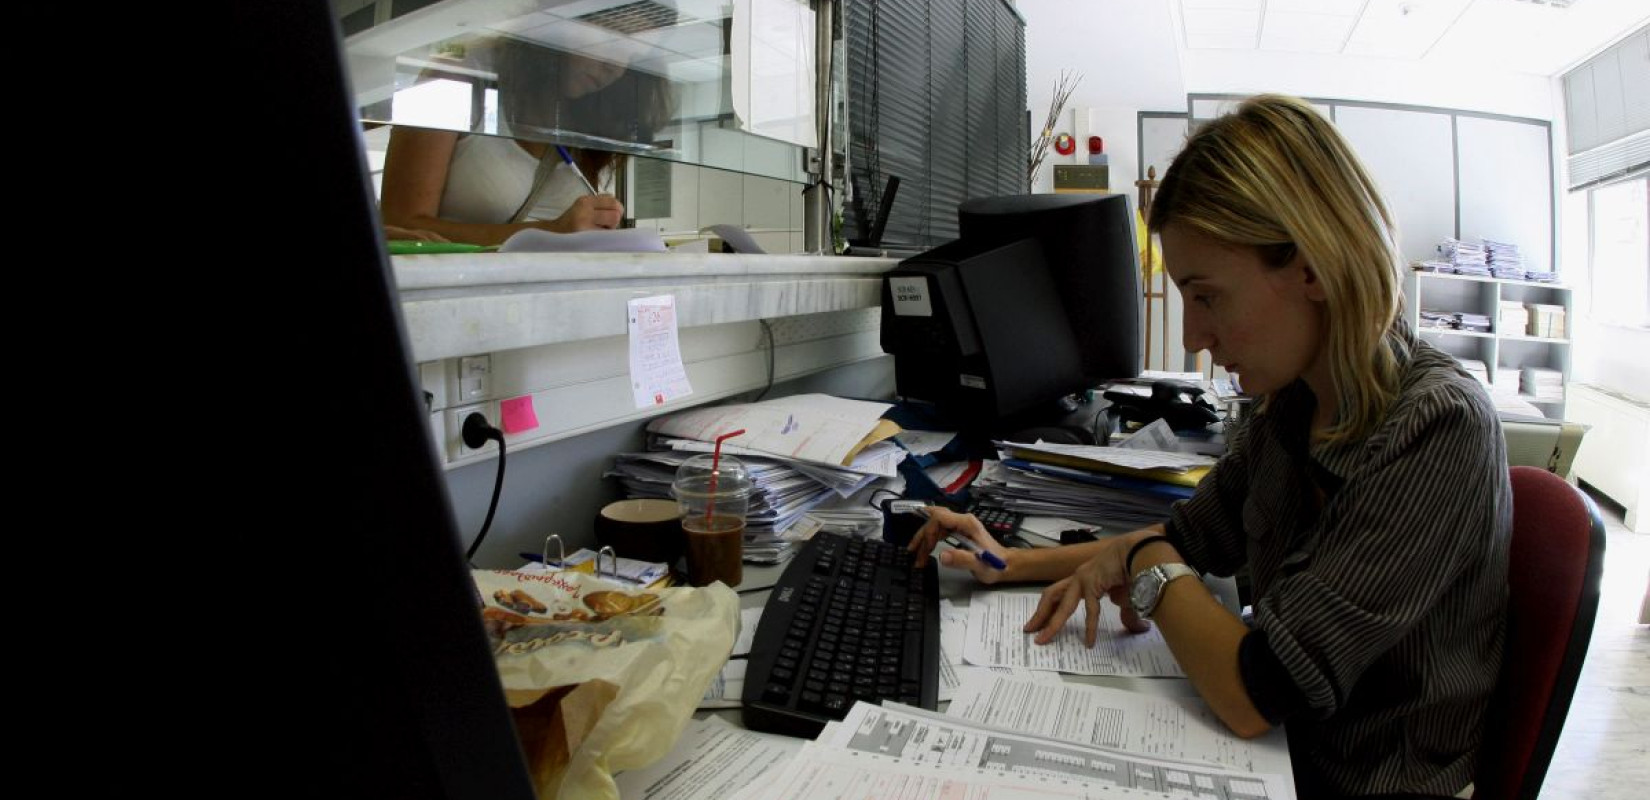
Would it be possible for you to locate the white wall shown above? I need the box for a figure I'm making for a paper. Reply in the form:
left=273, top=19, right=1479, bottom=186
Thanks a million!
left=1179, top=50, right=1557, bottom=121
left=1019, top=1, right=1570, bottom=377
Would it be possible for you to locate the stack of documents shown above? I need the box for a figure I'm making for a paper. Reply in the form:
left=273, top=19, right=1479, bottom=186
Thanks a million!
left=1521, top=367, right=1565, bottom=402
left=1498, top=301, right=1529, bottom=336
left=975, top=428, right=1213, bottom=530
left=611, top=395, right=908, bottom=563
left=1454, top=357, right=1491, bottom=388
left=1484, top=238, right=1524, bottom=278
left=1439, top=237, right=1488, bottom=276
left=1527, top=303, right=1567, bottom=338
left=606, top=450, right=849, bottom=563
left=646, top=393, right=903, bottom=475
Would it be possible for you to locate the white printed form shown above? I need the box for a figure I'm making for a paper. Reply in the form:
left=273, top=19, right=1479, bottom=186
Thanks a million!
left=946, top=671, right=1294, bottom=794
left=613, top=716, right=802, bottom=800
left=965, top=592, right=1186, bottom=678
left=628, top=294, right=694, bottom=409
left=738, top=702, right=1291, bottom=800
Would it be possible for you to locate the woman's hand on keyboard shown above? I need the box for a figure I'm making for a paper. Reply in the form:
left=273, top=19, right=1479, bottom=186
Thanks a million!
left=906, top=506, right=1013, bottom=583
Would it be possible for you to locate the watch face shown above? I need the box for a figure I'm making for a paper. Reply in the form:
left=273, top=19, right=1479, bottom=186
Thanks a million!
left=1130, top=570, right=1156, bottom=615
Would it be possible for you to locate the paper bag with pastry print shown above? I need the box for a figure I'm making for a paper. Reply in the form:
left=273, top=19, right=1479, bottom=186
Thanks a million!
left=474, top=568, right=738, bottom=799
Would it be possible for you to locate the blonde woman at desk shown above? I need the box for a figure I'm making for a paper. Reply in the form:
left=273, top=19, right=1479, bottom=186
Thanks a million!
left=911, top=95, right=1509, bottom=799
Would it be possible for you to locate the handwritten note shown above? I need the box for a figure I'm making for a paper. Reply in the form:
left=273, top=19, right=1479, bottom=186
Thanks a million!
left=627, top=295, right=694, bottom=409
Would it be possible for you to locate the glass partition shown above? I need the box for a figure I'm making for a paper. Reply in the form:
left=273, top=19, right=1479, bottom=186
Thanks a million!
left=340, top=0, right=815, bottom=182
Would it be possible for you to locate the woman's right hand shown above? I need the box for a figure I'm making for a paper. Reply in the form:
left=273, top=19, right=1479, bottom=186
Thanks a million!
left=548, top=194, right=624, bottom=232
left=906, top=506, right=1014, bottom=584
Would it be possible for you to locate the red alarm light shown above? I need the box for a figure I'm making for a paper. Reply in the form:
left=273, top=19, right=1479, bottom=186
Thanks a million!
left=1088, top=136, right=1103, bottom=155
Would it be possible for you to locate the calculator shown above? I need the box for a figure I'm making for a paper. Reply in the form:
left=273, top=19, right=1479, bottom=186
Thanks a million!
left=967, top=502, right=1024, bottom=537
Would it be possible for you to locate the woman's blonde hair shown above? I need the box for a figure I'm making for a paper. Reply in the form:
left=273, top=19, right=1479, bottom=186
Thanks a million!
left=1148, top=94, right=1409, bottom=443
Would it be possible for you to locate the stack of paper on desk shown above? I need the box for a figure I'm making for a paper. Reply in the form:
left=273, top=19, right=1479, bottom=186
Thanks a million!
left=606, top=450, right=852, bottom=562
left=646, top=394, right=902, bottom=472
left=996, top=439, right=1215, bottom=488
left=975, top=428, right=1208, bottom=529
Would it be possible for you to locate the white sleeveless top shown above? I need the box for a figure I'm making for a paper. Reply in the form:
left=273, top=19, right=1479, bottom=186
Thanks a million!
left=437, top=136, right=597, bottom=224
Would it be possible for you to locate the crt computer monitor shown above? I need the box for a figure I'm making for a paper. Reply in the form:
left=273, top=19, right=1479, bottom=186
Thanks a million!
left=255, top=1, right=536, bottom=796
left=879, top=193, right=1143, bottom=433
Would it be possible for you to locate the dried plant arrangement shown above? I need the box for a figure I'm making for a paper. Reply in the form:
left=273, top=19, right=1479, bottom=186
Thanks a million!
left=1027, top=70, right=1082, bottom=189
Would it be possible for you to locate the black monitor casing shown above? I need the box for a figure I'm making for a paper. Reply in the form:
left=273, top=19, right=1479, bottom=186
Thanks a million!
left=880, top=194, right=1143, bottom=432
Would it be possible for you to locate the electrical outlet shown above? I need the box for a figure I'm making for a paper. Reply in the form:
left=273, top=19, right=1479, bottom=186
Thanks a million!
left=447, top=401, right=500, bottom=459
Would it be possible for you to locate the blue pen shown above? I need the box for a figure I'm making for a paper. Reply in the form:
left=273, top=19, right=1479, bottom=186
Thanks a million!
left=554, top=145, right=602, bottom=197
left=891, top=501, right=1007, bottom=570
left=945, top=534, right=1009, bottom=570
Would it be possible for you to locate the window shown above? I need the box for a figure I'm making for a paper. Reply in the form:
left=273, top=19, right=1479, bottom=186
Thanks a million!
left=1589, top=174, right=1650, bottom=328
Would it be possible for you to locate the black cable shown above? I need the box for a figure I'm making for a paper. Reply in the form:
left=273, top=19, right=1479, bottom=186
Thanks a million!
left=461, top=412, right=507, bottom=563
left=752, top=319, right=777, bottom=401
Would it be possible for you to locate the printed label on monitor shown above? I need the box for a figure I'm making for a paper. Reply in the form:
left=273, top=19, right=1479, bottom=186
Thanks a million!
left=959, top=374, right=986, bottom=389
left=888, top=277, right=933, bottom=317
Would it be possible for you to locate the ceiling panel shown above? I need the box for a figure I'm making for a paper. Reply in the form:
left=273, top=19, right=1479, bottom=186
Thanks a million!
left=1260, top=10, right=1359, bottom=54
left=1343, top=0, right=1473, bottom=60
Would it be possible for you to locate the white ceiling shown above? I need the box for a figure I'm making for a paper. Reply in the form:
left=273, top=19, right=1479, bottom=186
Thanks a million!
left=1177, top=0, right=1650, bottom=76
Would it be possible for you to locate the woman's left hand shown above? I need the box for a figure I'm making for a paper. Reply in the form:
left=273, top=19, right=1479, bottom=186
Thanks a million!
left=1023, top=534, right=1153, bottom=646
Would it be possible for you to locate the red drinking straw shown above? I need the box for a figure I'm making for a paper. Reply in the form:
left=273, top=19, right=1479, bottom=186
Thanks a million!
left=705, top=428, right=746, bottom=523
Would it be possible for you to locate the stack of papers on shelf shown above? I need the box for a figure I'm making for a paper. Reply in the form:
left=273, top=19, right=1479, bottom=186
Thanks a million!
left=1439, top=237, right=1488, bottom=276
left=1490, top=372, right=1523, bottom=399
left=1458, top=311, right=1492, bottom=333
left=1455, top=357, right=1491, bottom=388
left=1527, top=303, right=1567, bottom=338
left=1524, top=268, right=1560, bottom=284
left=1498, top=301, right=1530, bottom=335
left=1521, top=367, right=1565, bottom=402
left=1484, top=239, right=1524, bottom=279
left=1413, top=259, right=1454, bottom=273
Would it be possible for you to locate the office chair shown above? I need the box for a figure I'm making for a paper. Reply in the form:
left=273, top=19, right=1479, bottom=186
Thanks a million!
left=1474, top=466, right=1607, bottom=800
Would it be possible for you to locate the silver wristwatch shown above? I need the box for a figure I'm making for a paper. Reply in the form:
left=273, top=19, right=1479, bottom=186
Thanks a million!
left=1129, top=563, right=1200, bottom=619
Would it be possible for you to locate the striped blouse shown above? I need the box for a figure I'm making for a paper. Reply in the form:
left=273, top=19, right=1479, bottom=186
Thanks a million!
left=1166, top=334, right=1512, bottom=796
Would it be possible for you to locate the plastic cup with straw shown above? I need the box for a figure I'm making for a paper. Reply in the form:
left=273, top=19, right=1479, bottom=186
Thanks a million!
left=673, top=429, right=752, bottom=586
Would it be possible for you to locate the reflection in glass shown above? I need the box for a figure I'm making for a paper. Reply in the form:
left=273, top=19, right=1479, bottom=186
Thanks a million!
left=343, top=1, right=814, bottom=181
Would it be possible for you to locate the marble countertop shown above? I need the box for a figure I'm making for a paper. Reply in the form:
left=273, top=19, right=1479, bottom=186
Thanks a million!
left=393, top=252, right=901, bottom=362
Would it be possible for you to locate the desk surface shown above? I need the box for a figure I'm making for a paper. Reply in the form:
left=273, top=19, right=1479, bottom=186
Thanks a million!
left=704, top=532, right=1241, bottom=731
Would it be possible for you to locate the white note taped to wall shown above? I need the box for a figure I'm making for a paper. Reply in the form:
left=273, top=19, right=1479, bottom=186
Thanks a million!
left=628, top=295, right=694, bottom=409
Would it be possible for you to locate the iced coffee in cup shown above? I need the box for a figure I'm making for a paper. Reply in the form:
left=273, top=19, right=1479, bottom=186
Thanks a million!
left=671, top=453, right=751, bottom=587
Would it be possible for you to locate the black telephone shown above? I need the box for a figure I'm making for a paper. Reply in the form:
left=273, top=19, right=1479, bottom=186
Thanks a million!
left=1102, top=380, right=1221, bottom=431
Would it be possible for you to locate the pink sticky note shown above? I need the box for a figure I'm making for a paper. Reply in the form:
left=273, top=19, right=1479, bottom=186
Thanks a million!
left=500, top=396, right=539, bottom=434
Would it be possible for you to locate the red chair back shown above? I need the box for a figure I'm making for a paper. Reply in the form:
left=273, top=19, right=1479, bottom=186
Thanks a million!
left=1475, top=466, right=1606, bottom=800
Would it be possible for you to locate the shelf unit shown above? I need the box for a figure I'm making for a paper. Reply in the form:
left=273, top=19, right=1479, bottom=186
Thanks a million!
left=1404, top=270, right=1573, bottom=419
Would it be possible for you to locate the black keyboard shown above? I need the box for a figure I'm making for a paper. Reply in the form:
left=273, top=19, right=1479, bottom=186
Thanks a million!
left=740, top=531, right=940, bottom=738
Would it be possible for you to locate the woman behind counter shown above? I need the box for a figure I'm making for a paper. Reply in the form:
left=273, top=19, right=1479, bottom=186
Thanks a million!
left=911, top=94, right=1511, bottom=798
left=380, top=38, right=672, bottom=246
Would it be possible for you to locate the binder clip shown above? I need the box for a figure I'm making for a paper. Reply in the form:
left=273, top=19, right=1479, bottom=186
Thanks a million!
left=596, top=546, right=619, bottom=582
left=541, top=534, right=567, bottom=571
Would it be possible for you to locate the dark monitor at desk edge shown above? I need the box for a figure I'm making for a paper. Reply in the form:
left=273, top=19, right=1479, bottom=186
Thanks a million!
left=258, top=2, right=535, bottom=797
left=879, top=194, right=1143, bottom=433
